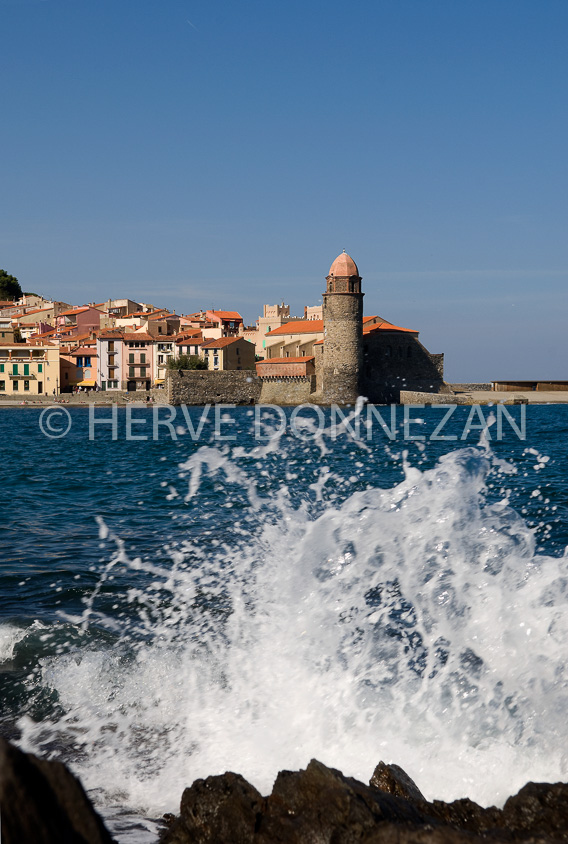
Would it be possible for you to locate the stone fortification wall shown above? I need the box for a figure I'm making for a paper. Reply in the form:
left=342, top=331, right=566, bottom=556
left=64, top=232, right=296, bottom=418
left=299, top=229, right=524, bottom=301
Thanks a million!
left=362, top=334, right=450, bottom=403
left=167, top=370, right=261, bottom=405
left=322, top=293, right=363, bottom=404
left=449, top=383, right=492, bottom=392
left=398, top=390, right=472, bottom=405
left=259, top=377, right=316, bottom=405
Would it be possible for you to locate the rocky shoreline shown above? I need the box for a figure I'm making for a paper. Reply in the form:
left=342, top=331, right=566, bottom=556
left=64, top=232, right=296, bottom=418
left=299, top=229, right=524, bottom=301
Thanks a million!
left=2, top=738, right=568, bottom=843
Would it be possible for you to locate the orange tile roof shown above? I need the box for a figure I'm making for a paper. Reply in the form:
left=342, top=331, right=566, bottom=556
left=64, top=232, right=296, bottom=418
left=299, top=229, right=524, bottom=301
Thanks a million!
left=363, top=321, right=418, bottom=335
left=58, top=306, right=93, bottom=316
left=98, top=330, right=125, bottom=339
left=363, top=315, right=378, bottom=323
left=200, top=336, right=243, bottom=349
left=260, top=356, right=315, bottom=364
left=67, top=347, right=98, bottom=357
left=122, top=332, right=153, bottom=342
left=208, top=310, right=243, bottom=321
left=266, top=320, right=324, bottom=336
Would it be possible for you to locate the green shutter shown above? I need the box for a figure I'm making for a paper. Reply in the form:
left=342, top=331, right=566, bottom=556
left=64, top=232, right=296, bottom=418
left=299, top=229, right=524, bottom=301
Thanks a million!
left=0, top=364, right=4, bottom=373
left=12, top=364, right=18, bottom=375
left=38, top=363, right=43, bottom=373
left=24, top=363, right=29, bottom=376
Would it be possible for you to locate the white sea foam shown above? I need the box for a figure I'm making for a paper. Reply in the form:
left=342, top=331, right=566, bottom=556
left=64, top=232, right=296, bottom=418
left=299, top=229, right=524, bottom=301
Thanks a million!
left=17, top=436, right=568, bottom=820
left=0, top=624, right=28, bottom=662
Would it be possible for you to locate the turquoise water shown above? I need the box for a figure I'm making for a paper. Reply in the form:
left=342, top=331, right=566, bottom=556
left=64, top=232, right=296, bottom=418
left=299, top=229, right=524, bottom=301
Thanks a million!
left=1, top=404, right=568, bottom=840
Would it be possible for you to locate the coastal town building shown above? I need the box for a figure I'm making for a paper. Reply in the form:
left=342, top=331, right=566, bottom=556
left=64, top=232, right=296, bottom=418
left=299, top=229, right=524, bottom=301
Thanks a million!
left=0, top=341, right=60, bottom=396
left=122, top=332, right=154, bottom=391
left=200, top=336, right=255, bottom=370
left=55, top=305, right=110, bottom=337
left=97, top=330, right=124, bottom=391
left=60, top=344, right=98, bottom=390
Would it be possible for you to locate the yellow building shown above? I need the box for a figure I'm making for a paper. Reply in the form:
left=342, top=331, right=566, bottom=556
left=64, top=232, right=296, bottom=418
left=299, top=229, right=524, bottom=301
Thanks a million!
left=0, top=342, right=60, bottom=396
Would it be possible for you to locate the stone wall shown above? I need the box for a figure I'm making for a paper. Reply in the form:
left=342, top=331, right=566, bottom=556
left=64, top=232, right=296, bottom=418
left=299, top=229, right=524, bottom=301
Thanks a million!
left=399, top=390, right=472, bottom=404
left=449, top=383, right=492, bottom=392
left=259, top=376, right=316, bottom=405
left=362, top=334, right=450, bottom=403
left=167, top=370, right=262, bottom=405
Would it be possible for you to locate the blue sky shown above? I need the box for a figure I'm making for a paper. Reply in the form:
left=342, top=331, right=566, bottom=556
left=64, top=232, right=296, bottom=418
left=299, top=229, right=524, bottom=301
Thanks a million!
left=1, top=0, right=567, bottom=380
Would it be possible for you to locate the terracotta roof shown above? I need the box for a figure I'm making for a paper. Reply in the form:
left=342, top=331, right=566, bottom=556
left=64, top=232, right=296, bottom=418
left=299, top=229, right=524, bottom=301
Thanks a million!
left=98, top=330, right=125, bottom=340
left=265, top=320, right=324, bottom=336
left=328, top=250, right=359, bottom=277
left=363, top=315, right=378, bottom=323
left=363, top=321, right=418, bottom=335
left=176, top=333, right=203, bottom=345
left=200, top=336, right=244, bottom=350
left=130, top=309, right=167, bottom=318
left=122, top=332, right=153, bottom=342
left=148, top=312, right=176, bottom=320
left=259, top=356, right=315, bottom=364
left=13, top=307, right=53, bottom=317
left=67, top=347, right=98, bottom=357
left=58, top=306, right=93, bottom=316
left=207, top=310, right=243, bottom=321
left=0, top=301, right=15, bottom=308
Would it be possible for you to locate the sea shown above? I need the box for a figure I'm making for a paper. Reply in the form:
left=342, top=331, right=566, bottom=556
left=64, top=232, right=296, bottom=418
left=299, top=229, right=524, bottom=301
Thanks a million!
left=1, top=401, right=568, bottom=842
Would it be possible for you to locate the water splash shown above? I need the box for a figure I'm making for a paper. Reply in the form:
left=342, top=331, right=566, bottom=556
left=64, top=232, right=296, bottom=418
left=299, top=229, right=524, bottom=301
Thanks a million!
left=16, top=432, right=568, bottom=818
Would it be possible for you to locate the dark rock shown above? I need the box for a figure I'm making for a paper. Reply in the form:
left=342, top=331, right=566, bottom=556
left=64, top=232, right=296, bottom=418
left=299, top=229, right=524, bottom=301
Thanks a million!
left=370, top=761, right=426, bottom=803
left=162, top=758, right=568, bottom=844
left=0, top=737, right=114, bottom=844
left=500, top=782, right=568, bottom=836
left=161, top=771, right=264, bottom=844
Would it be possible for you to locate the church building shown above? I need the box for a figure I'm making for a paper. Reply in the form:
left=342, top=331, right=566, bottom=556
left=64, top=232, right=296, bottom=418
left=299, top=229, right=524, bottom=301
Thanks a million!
left=256, top=251, right=448, bottom=404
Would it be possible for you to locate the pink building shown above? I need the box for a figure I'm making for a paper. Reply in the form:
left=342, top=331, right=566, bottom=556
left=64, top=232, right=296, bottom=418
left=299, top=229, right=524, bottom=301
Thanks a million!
left=55, top=306, right=107, bottom=337
left=121, top=332, right=154, bottom=391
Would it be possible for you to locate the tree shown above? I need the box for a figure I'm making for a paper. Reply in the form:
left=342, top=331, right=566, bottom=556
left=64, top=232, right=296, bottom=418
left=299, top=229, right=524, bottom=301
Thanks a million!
left=167, top=354, right=208, bottom=371
left=0, top=270, right=22, bottom=302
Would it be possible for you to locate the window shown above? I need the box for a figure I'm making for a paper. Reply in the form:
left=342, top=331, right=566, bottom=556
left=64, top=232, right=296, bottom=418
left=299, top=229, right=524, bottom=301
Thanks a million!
left=158, top=355, right=164, bottom=364
left=140, top=367, right=147, bottom=377
left=13, top=380, right=18, bottom=391
left=24, top=363, right=29, bottom=376
left=24, top=380, right=29, bottom=391
left=76, top=356, right=83, bottom=367
left=140, top=353, right=146, bottom=364
left=12, top=364, right=18, bottom=375
left=38, top=381, right=43, bottom=393
left=108, top=341, right=115, bottom=352
left=129, top=366, right=135, bottom=377
left=84, top=356, right=91, bottom=366
left=0, top=381, right=4, bottom=391
left=0, top=364, right=4, bottom=373
left=129, top=353, right=134, bottom=363
left=38, top=363, right=42, bottom=373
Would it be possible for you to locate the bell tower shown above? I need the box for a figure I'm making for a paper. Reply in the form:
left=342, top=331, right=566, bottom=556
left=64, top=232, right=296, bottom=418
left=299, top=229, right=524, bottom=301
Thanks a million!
left=322, top=250, right=364, bottom=404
